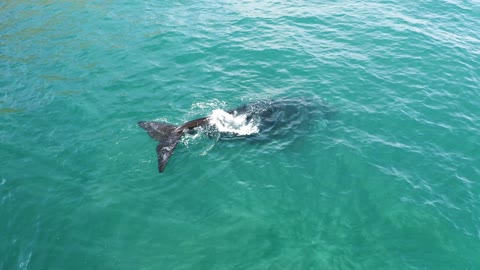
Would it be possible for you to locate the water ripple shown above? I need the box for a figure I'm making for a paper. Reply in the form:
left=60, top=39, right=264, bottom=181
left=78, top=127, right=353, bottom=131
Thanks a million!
left=2, top=0, right=480, bottom=269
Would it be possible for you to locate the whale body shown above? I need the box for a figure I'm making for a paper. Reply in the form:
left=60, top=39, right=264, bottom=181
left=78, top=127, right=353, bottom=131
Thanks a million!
left=138, top=98, right=331, bottom=173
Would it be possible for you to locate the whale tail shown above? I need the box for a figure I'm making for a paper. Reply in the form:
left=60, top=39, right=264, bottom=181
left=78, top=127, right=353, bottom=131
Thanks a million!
left=138, top=117, right=208, bottom=173
left=138, top=121, right=181, bottom=172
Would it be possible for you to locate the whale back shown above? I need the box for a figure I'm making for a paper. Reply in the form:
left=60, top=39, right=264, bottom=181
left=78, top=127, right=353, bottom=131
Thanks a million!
left=225, top=98, right=329, bottom=141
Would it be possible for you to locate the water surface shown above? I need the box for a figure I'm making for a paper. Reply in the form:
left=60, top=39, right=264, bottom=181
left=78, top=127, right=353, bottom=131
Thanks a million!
left=1, top=0, right=480, bottom=269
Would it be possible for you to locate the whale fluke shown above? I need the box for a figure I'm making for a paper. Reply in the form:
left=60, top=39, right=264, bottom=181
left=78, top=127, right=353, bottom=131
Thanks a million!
left=155, top=131, right=182, bottom=172
left=138, top=121, right=181, bottom=172
left=138, top=118, right=209, bottom=172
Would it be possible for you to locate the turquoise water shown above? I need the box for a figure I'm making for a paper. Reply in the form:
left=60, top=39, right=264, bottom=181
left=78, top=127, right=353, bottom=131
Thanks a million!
left=1, top=0, right=480, bottom=269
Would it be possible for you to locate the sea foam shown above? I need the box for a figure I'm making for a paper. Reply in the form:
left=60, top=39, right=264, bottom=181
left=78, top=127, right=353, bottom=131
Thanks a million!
left=208, top=109, right=259, bottom=136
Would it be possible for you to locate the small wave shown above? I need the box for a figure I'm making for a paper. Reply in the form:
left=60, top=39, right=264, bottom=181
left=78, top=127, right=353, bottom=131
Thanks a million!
left=208, top=109, right=259, bottom=136
left=190, top=99, right=228, bottom=111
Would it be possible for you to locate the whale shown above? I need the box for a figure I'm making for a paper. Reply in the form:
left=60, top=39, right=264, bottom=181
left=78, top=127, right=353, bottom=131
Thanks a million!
left=138, top=98, right=331, bottom=173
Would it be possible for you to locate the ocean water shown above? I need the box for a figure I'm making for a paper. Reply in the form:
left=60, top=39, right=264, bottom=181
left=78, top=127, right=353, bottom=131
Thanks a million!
left=1, top=0, right=480, bottom=269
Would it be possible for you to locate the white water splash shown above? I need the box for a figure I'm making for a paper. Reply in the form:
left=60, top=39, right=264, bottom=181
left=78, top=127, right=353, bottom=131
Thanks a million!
left=208, top=109, right=259, bottom=136
left=180, top=131, right=203, bottom=147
